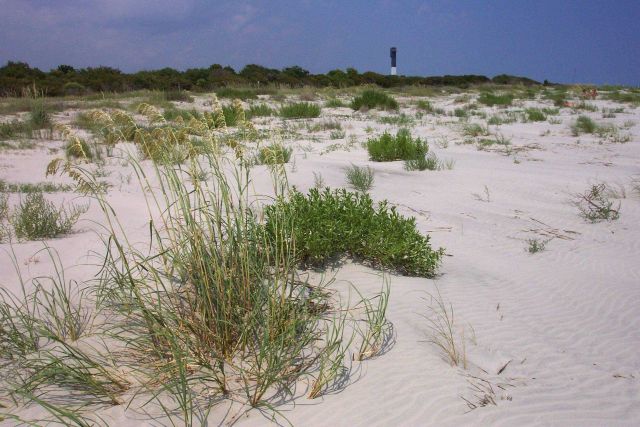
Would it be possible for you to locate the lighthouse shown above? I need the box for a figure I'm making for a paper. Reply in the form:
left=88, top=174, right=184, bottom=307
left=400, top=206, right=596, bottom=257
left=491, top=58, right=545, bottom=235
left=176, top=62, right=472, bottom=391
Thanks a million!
left=390, top=47, right=397, bottom=76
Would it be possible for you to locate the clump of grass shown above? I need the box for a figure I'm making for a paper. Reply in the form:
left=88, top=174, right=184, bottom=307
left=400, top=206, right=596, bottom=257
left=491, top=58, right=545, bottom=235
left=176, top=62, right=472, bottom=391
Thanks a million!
left=264, top=187, right=445, bottom=276
left=280, top=102, right=321, bottom=119
left=544, top=89, right=568, bottom=107
left=10, top=192, right=87, bottom=240
left=378, top=113, right=414, bottom=126
left=453, top=108, right=468, bottom=118
left=526, top=238, right=549, bottom=253
left=416, top=100, right=433, bottom=112
left=257, top=143, right=292, bottom=164
left=572, top=101, right=598, bottom=112
left=462, top=123, right=490, bottom=137
left=0, top=193, right=8, bottom=241
left=308, top=120, right=342, bottom=132
left=330, top=129, right=346, bottom=139
left=571, top=115, right=597, bottom=135
left=477, top=133, right=511, bottom=148
left=325, top=98, right=346, bottom=108
left=215, top=87, right=258, bottom=100
left=574, top=183, right=620, bottom=222
left=478, top=92, right=513, bottom=107
left=28, top=97, right=52, bottom=130
left=351, top=90, right=398, bottom=111
left=353, top=282, right=392, bottom=361
left=422, top=288, right=467, bottom=368
left=367, top=128, right=427, bottom=162
left=345, top=164, right=375, bottom=192
left=404, top=153, right=439, bottom=171
left=164, top=90, right=194, bottom=102
left=65, top=138, right=93, bottom=160
left=605, top=91, right=640, bottom=105
left=246, top=103, right=275, bottom=119
left=0, top=180, right=73, bottom=193
left=162, top=107, right=202, bottom=122
left=525, top=109, right=546, bottom=122
left=0, top=121, right=32, bottom=141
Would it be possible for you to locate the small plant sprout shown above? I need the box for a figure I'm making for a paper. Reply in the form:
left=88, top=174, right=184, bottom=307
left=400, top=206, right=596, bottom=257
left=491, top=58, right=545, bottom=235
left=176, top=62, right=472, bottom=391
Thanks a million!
left=421, top=287, right=467, bottom=368
left=313, top=171, right=325, bottom=188
left=574, top=183, right=620, bottom=222
left=526, top=238, right=550, bottom=254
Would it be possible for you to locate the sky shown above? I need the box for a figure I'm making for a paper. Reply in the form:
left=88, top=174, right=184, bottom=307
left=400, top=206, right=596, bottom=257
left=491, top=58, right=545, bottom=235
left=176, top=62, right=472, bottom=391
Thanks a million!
left=0, top=0, right=638, bottom=85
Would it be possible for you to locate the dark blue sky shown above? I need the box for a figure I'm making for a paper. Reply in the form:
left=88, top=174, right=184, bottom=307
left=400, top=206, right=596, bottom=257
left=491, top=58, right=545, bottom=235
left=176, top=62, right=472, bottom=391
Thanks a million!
left=1, top=0, right=638, bottom=85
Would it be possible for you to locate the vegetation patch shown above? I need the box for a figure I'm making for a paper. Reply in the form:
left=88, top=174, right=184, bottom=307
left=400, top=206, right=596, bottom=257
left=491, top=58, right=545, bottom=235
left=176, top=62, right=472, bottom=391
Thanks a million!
left=263, top=187, right=444, bottom=276
left=345, top=164, right=375, bottom=192
left=367, top=128, right=427, bottom=162
left=280, top=102, right=321, bottom=119
left=10, top=192, right=86, bottom=240
left=478, top=92, right=513, bottom=107
left=574, top=183, right=620, bottom=222
left=351, top=90, right=398, bottom=111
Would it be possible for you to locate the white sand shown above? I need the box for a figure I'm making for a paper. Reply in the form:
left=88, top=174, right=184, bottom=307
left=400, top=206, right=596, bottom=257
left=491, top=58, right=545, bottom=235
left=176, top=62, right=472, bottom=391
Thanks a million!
left=1, top=93, right=639, bottom=426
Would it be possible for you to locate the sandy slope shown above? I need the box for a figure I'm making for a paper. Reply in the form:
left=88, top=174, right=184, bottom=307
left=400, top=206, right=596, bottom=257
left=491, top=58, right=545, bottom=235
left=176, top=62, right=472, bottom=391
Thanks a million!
left=1, top=94, right=639, bottom=426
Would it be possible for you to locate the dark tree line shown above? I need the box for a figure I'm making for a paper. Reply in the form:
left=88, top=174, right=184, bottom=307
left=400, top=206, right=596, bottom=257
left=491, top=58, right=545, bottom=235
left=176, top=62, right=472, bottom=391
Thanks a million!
left=0, top=61, right=541, bottom=97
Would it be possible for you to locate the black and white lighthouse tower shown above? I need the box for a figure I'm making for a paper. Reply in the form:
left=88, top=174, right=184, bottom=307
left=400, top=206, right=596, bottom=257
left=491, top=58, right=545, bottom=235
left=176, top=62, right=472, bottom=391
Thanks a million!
left=390, top=47, right=397, bottom=76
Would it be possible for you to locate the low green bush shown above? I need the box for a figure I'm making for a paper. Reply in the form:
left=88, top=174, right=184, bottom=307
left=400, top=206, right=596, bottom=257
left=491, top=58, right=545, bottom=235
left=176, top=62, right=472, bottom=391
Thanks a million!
left=404, top=153, right=439, bottom=171
left=325, top=98, right=346, bottom=108
left=367, top=128, right=427, bottom=162
left=263, top=188, right=444, bottom=276
left=572, top=115, right=597, bottom=135
left=351, top=90, right=398, bottom=111
left=11, top=192, right=87, bottom=240
left=246, top=103, right=275, bottom=119
left=525, top=109, right=546, bottom=122
left=279, top=102, right=321, bottom=119
left=478, top=92, right=513, bottom=106
left=345, top=164, right=374, bottom=192
left=216, top=87, right=258, bottom=100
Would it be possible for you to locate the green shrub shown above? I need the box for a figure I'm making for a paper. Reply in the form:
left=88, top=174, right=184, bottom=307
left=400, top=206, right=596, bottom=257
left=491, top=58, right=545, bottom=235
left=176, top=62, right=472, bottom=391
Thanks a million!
left=0, top=180, right=73, bottom=193
left=462, top=123, right=490, bottom=137
left=246, top=103, right=275, bottom=119
left=572, top=115, right=597, bottom=135
left=543, top=89, right=568, bottom=107
left=263, top=188, right=444, bottom=276
left=11, top=192, right=87, bottom=240
left=404, top=153, right=439, bottom=171
left=163, top=108, right=201, bottom=122
left=345, top=164, right=375, bottom=192
left=165, top=90, right=194, bottom=102
left=257, top=143, right=292, bottom=164
left=0, top=121, right=31, bottom=140
left=605, top=91, right=640, bottom=105
left=572, top=101, right=597, bottom=112
left=416, top=100, right=433, bottom=112
left=62, top=81, right=86, bottom=96
left=453, top=108, right=468, bottom=118
left=28, top=98, right=51, bottom=129
left=378, top=113, right=414, bottom=126
left=351, top=90, right=398, bottom=111
left=325, top=98, right=346, bottom=108
left=367, top=128, right=427, bottom=162
left=216, top=87, right=258, bottom=100
left=478, top=92, right=513, bottom=106
left=525, top=109, right=546, bottom=122
left=279, top=102, right=321, bottom=119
